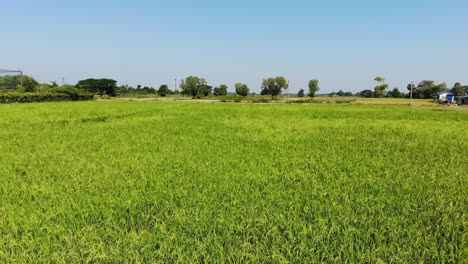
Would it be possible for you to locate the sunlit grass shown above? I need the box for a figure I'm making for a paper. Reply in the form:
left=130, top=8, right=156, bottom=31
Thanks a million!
left=0, top=101, right=466, bottom=262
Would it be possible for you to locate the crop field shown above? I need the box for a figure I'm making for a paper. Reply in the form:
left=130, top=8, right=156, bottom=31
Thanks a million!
left=0, top=101, right=467, bottom=263
left=102, top=95, right=440, bottom=107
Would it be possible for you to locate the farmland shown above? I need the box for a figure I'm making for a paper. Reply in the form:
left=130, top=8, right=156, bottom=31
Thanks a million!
left=0, top=101, right=467, bottom=262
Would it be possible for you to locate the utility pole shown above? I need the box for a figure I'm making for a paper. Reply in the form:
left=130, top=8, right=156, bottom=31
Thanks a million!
left=174, top=78, right=177, bottom=94
left=410, top=81, right=414, bottom=107
left=62, top=78, right=65, bottom=86
left=20, top=70, right=23, bottom=87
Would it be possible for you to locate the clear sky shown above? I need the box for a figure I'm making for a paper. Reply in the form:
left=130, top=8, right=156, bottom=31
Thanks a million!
left=1, top=0, right=467, bottom=93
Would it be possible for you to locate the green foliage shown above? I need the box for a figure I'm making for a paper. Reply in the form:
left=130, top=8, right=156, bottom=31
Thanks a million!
left=35, top=84, right=52, bottom=94
left=359, top=89, right=373, bottom=98
left=117, top=85, right=156, bottom=96
left=0, top=75, right=21, bottom=89
left=297, top=89, right=305, bottom=97
left=50, top=86, right=92, bottom=100
left=451, top=82, right=466, bottom=96
left=388, top=88, right=402, bottom=98
left=374, top=76, right=384, bottom=83
left=287, top=98, right=319, bottom=104
left=308, top=79, right=319, bottom=97
left=0, top=75, right=39, bottom=92
left=261, top=77, right=288, bottom=98
left=235, top=83, right=249, bottom=96
left=251, top=97, right=271, bottom=103
left=157, top=85, right=173, bottom=97
left=22, top=76, right=39, bottom=92
left=76, top=78, right=117, bottom=96
left=213, top=84, right=228, bottom=96
left=180, top=76, right=211, bottom=98
left=0, top=102, right=465, bottom=262
left=412, top=80, right=448, bottom=99
left=373, top=76, right=389, bottom=98
left=330, top=90, right=354, bottom=97
left=0, top=91, right=93, bottom=103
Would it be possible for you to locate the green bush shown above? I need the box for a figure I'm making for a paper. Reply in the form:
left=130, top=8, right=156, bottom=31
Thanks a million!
left=0, top=92, right=94, bottom=104
left=287, top=99, right=321, bottom=104
left=251, top=98, right=271, bottom=103
left=335, top=99, right=356, bottom=104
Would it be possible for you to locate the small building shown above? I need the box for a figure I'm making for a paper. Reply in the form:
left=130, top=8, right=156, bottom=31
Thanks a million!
left=437, top=92, right=455, bottom=102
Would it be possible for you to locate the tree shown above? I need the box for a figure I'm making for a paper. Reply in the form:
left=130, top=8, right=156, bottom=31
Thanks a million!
left=298, top=89, right=305, bottom=97
left=180, top=76, right=208, bottom=98
left=388, top=88, right=402, bottom=98
left=343, top=92, right=353, bottom=97
left=235, top=83, right=249, bottom=96
left=213, top=84, right=228, bottom=96
left=261, top=77, right=288, bottom=98
left=19, top=75, right=39, bottom=92
left=337, top=90, right=345, bottom=97
left=0, top=75, right=38, bottom=92
left=359, top=89, right=373, bottom=98
left=308, top=79, right=320, bottom=97
left=412, top=80, right=448, bottom=99
left=374, top=76, right=389, bottom=98
left=0, top=75, right=18, bottom=88
left=452, top=82, right=466, bottom=96
left=204, top=85, right=213, bottom=96
left=76, top=78, right=117, bottom=96
left=158, top=85, right=173, bottom=96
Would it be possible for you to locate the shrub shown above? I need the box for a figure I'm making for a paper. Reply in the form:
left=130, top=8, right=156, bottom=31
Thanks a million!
left=287, top=99, right=322, bottom=104
left=0, top=92, right=94, bottom=104
left=50, top=87, right=92, bottom=100
left=251, top=98, right=271, bottom=103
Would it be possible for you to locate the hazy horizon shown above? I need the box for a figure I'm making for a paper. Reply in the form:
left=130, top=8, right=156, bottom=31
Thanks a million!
left=1, top=0, right=467, bottom=93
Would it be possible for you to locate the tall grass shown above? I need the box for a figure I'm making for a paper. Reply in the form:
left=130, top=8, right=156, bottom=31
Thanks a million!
left=0, top=102, right=466, bottom=262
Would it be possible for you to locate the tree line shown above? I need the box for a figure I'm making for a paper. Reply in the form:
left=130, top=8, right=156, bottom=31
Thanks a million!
left=1, top=74, right=466, bottom=99
left=330, top=77, right=468, bottom=99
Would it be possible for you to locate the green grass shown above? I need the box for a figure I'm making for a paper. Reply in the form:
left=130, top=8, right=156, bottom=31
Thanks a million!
left=0, top=101, right=466, bottom=263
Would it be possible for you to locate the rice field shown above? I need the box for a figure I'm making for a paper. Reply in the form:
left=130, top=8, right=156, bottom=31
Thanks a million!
left=0, top=101, right=466, bottom=263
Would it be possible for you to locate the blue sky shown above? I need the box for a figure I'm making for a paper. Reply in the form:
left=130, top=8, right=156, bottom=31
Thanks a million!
left=1, top=0, right=467, bottom=93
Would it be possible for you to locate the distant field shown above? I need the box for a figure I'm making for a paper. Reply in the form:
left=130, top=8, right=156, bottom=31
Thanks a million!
left=0, top=101, right=466, bottom=262
left=102, top=95, right=444, bottom=107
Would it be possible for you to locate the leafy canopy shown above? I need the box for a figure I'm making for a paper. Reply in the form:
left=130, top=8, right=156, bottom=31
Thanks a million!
left=261, top=76, right=288, bottom=98
left=77, top=78, right=117, bottom=96
left=180, top=76, right=211, bottom=98
left=158, top=85, right=173, bottom=97
left=374, top=76, right=389, bottom=98
left=214, top=84, right=228, bottom=96
left=308, top=79, right=320, bottom=97
left=235, top=83, right=249, bottom=96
